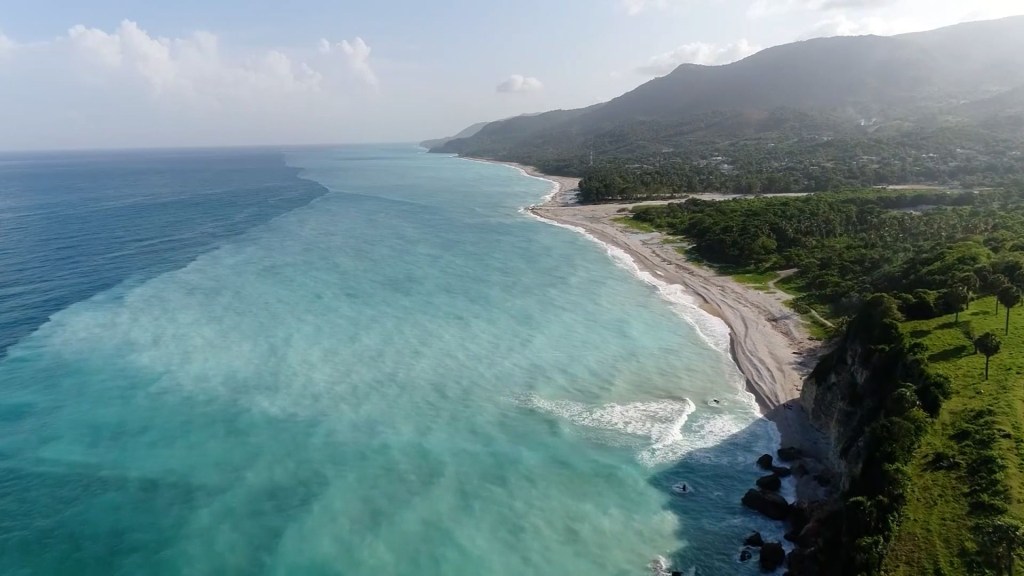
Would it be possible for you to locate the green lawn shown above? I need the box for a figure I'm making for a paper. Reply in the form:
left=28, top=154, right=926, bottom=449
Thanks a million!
left=885, top=296, right=1024, bottom=575
left=612, top=216, right=657, bottom=233
left=732, top=270, right=781, bottom=286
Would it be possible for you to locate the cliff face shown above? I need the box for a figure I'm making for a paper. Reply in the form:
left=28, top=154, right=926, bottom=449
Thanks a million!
left=789, top=297, right=948, bottom=576
left=800, top=340, right=872, bottom=493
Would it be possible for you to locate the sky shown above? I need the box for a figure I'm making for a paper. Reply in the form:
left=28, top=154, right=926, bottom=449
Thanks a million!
left=1, top=0, right=1023, bottom=150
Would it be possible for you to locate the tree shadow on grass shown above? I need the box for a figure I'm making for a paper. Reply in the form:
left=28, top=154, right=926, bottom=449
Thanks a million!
left=928, top=345, right=973, bottom=363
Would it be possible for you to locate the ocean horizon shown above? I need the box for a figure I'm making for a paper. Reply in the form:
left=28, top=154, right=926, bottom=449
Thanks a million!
left=0, top=144, right=782, bottom=574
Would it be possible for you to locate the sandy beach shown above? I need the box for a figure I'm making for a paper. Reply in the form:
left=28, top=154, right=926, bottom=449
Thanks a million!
left=503, top=163, right=825, bottom=455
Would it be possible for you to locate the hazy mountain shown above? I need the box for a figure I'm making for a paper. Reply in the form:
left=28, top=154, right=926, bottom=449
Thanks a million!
left=419, top=121, right=490, bottom=149
left=431, top=16, right=1024, bottom=169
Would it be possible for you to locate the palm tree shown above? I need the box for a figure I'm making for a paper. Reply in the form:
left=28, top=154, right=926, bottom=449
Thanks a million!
left=957, top=272, right=980, bottom=309
left=991, top=273, right=1010, bottom=314
left=998, top=285, right=1022, bottom=335
left=945, top=285, right=970, bottom=323
left=975, top=332, right=1002, bottom=381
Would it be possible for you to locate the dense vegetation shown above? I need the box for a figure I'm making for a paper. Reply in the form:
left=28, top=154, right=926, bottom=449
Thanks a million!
left=574, top=123, right=1024, bottom=203
left=631, top=187, right=1024, bottom=324
left=629, top=187, right=1024, bottom=574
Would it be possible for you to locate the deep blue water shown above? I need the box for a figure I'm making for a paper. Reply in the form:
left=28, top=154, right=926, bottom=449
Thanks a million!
left=0, top=148, right=326, bottom=356
left=0, top=145, right=781, bottom=575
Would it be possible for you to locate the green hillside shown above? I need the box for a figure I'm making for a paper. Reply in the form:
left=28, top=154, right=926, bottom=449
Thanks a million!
left=887, top=299, right=1024, bottom=575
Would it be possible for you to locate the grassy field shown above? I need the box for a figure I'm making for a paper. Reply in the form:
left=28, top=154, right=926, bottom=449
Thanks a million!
left=885, top=296, right=1024, bottom=575
left=611, top=216, right=657, bottom=233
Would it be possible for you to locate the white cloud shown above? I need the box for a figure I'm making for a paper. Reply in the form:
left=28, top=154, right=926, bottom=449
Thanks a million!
left=748, top=0, right=895, bottom=17
left=622, top=0, right=695, bottom=15
left=496, top=74, right=543, bottom=93
left=0, top=33, right=17, bottom=60
left=636, top=40, right=760, bottom=75
left=318, top=36, right=378, bottom=88
left=750, top=0, right=1024, bottom=20
left=799, top=14, right=895, bottom=37
left=340, top=38, right=377, bottom=88
left=0, top=19, right=370, bottom=149
left=63, top=20, right=322, bottom=99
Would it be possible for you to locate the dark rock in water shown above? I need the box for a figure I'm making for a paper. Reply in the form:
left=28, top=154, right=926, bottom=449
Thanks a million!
left=742, top=489, right=791, bottom=520
left=796, top=520, right=823, bottom=549
left=788, top=548, right=811, bottom=574
left=757, top=453, right=774, bottom=470
left=778, top=446, right=803, bottom=461
left=740, top=548, right=753, bottom=562
left=772, top=465, right=792, bottom=477
left=792, top=462, right=810, bottom=477
left=784, top=529, right=799, bottom=543
left=756, top=474, right=782, bottom=491
left=744, top=531, right=765, bottom=547
left=760, top=542, right=786, bottom=572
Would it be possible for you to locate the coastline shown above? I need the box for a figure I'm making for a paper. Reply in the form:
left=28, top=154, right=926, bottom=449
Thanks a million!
left=488, top=159, right=825, bottom=458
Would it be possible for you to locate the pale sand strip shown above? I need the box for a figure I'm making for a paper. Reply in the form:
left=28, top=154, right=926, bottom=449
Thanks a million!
left=489, top=161, right=825, bottom=453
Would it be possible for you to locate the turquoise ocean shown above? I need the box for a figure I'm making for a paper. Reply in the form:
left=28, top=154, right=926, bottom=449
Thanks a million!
left=0, top=145, right=783, bottom=575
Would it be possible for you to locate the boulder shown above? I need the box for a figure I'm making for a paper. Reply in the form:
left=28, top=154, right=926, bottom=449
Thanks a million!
left=787, top=548, right=811, bottom=574
left=742, top=489, right=791, bottom=520
left=772, top=466, right=793, bottom=478
left=777, top=446, right=803, bottom=461
left=757, top=453, right=774, bottom=470
left=740, top=548, right=753, bottom=562
left=756, top=474, right=782, bottom=491
left=759, top=542, right=786, bottom=572
left=744, top=531, right=765, bottom=547
left=795, top=520, right=822, bottom=549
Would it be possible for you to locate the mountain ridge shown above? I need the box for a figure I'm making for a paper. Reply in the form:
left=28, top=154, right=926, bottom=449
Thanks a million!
left=429, top=16, right=1024, bottom=180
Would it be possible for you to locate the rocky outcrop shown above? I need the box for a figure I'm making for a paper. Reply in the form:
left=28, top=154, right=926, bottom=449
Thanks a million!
left=787, top=548, right=811, bottom=574
left=778, top=446, right=803, bottom=461
left=759, top=542, right=786, bottom=572
left=757, top=453, right=774, bottom=470
left=756, top=474, right=783, bottom=491
left=744, top=531, right=765, bottom=547
left=740, top=548, right=753, bottom=562
left=742, top=489, right=791, bottom=520
left=800, top=339, right=874, bottom=491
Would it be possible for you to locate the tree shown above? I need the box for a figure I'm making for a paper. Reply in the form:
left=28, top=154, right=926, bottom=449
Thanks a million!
left=975, top=332, right=1002, bottom=381
left=957, top=272, right=980, bottom=309
left=978, top=517, right=1024, bottom=575
left=998, top=285, right=1022, bottom=335
left=944, top=285, right=970, bottom=323
left=961, top=321, right=977, bottom=354
left=991, top=273, right=1010, bottom=314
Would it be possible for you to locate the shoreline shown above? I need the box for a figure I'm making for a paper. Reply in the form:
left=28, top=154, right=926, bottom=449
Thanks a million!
left=485, top=159, right=826, bottom=458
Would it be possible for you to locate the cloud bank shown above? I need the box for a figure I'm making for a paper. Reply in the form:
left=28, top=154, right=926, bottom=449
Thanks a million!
left=319, top=36, right=378, bottom=88
left=0, top=20, right=386, bottom=149
left=496, top=74, right=543, bottom=93
left=636, top=40, right=760, bottom=75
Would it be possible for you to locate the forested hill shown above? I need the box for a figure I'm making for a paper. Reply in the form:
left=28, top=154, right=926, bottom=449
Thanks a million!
left=429, top=16, right=1024, bottom=196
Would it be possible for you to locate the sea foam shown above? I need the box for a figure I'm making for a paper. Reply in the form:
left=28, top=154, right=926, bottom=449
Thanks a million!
left=523, top=209, right=732, bottom=356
